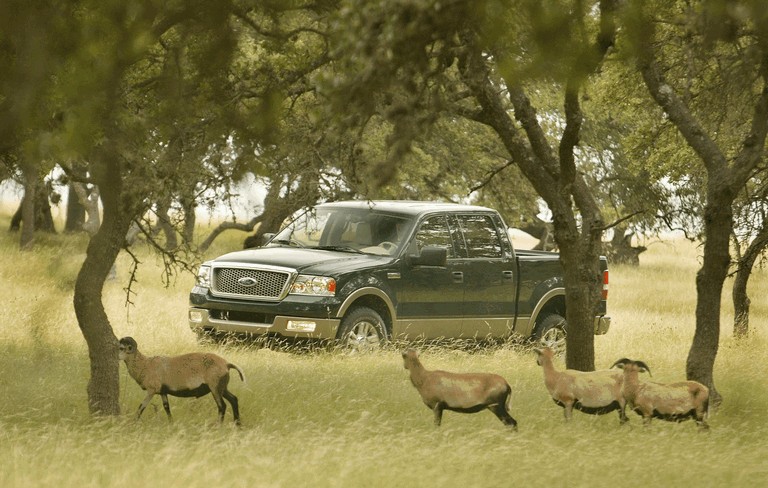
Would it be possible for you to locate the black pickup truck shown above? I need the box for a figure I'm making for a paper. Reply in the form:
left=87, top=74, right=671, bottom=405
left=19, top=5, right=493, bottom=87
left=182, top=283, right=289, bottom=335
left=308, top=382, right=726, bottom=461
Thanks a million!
left=189, top=200, right=610, bottom=350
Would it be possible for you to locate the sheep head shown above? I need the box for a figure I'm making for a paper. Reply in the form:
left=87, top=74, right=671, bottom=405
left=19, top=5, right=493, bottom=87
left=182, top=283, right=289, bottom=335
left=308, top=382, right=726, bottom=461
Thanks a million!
left=402, top=349, right=419, bottom=370
left=118, top=336, right=138, bottom=361
left=533, top=347, right=554, bottom=366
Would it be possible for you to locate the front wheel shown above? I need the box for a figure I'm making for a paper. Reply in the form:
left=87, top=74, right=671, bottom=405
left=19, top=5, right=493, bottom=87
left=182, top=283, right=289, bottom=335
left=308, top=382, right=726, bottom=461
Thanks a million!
left=336, top=306, right=388, bottom=353
left=532, top=313, right=567, bottom=353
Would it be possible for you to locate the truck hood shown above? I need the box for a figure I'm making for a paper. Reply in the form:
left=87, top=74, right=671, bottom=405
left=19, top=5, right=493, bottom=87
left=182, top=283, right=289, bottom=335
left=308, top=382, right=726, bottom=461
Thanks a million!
left=211, top=247, right=393, bottom=275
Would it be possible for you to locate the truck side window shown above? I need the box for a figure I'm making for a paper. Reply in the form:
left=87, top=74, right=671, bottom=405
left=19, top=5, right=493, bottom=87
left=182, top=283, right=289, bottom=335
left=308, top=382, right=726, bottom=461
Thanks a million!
left=458, top=214, right=503, bottom=258
left=414, top=215, right=455, bottom=258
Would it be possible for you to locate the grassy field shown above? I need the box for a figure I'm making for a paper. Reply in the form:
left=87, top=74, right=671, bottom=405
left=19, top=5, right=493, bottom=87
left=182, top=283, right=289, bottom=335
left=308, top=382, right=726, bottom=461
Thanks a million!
left=0, top=213, right=766, bottom=488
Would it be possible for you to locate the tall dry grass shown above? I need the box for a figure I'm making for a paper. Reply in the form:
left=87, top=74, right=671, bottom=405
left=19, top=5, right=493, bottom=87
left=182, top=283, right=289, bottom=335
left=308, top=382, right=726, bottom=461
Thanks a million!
left=0, top=210, right=766, bottom=488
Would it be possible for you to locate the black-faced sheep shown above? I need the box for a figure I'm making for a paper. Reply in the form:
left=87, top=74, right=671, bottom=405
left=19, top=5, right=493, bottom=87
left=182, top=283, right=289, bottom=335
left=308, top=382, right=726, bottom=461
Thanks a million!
left=534, top=347, right=628, bottom=423
left=118, top=337, right=244, bottom=425
left=402, top=349, right=518, bottom=429
left=611, top=358, right=709, bottom=430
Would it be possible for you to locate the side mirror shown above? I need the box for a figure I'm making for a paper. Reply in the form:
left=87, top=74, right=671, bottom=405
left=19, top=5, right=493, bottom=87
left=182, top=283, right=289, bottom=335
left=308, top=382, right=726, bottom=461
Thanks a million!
left=409, top=246, right=447, bottom=267
left=261, top=233, right=276, bottom=246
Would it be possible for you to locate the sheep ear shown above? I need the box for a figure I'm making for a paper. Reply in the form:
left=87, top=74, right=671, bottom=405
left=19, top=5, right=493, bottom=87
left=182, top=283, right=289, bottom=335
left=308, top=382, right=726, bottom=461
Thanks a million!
left=533, top=348, right=542, bottom=355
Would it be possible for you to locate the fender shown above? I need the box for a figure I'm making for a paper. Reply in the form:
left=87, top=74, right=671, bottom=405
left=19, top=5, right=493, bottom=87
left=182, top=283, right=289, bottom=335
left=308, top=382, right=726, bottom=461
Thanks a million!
left=336, top=286, right=397, bottom=321
left=529, top=287, right=565, bottom=329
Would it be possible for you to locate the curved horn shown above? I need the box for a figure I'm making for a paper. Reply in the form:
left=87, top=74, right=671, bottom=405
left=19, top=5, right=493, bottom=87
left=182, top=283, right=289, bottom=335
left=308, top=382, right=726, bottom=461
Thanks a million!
left=610, top=358, right=631, bottom=369
left=635, top=360, right=652, bottom=376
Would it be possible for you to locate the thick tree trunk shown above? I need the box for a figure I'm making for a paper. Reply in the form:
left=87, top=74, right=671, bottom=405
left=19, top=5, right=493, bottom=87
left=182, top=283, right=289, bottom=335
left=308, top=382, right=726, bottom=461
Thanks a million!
left=73, top=156, right=132, bottom=416
left=557, top=240, right=602, bottom=371
left=687, top=199, right=731, bottom=407
left=732, top=225, right=768, bottom=338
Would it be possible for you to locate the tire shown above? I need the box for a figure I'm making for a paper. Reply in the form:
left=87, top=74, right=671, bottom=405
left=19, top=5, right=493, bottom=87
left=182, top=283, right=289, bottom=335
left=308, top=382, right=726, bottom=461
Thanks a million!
left=336, top=306, right=388, bottom=353
left=532, top=313, right=567, bottom=353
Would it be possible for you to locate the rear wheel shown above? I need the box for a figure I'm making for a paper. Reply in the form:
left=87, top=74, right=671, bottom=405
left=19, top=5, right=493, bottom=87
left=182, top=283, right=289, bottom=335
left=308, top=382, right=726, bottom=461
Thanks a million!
left=336, top=306, right=388, bottom=353
left=532, top=313, right=567, bottom=353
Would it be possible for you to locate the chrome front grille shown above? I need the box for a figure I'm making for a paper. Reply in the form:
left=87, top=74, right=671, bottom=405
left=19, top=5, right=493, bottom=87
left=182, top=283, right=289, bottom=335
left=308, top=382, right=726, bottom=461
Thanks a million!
left=212, top=266, right=292, bottom=300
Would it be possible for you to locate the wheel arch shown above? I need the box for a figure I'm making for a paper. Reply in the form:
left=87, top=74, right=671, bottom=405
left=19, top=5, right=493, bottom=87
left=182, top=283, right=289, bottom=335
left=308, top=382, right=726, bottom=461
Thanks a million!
left=337, top=287, right=395, bottom=336
left=530, top=288, right=566, bottom=330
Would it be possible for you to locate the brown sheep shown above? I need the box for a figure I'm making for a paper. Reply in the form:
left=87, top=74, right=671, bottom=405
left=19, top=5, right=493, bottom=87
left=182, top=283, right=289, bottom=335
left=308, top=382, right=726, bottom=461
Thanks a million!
left=535, top=347, right=628, bottom=423
left=402, top=349, right=518, bottom=429
left=118, top=337, right=244, bottom=425
left=611, top=358, right=709, bottom=430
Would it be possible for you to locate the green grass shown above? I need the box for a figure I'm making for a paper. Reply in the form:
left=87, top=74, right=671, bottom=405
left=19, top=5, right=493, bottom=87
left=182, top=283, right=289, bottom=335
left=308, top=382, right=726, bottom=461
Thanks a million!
left=1, top=213, right=767, bottom=488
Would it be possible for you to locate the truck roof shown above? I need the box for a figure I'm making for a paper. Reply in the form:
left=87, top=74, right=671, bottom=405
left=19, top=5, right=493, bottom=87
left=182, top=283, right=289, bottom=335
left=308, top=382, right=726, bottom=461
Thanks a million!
left=317, top=200, right=495, bottom=217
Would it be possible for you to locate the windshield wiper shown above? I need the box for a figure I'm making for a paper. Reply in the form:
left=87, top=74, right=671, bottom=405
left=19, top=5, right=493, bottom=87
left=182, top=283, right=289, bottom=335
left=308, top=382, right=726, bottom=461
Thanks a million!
left=313, top=245, right=364, bottom=254
left=270, top=238, right=305, bottom=248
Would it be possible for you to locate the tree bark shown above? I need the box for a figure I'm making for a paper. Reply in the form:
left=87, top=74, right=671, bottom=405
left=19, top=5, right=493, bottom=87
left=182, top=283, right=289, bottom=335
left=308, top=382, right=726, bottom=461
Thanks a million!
left=689, top=198, right=732, bottom=407
left=732, top=224, right=768, bottom=338
left=73, top=153, right=132, bottom=416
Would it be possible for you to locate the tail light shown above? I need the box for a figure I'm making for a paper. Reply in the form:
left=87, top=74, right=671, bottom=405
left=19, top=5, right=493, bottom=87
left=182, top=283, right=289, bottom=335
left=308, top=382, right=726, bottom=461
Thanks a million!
left=602, top=270, right=609, bottom=300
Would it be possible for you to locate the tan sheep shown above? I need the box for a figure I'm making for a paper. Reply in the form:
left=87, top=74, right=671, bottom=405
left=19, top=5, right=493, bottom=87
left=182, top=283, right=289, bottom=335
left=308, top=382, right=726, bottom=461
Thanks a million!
left=402, top=349, right=518, bottom=429
left=535, top=347, right=628, bottom=423
left=118, top=337, right=244, bottom=425
left=611, top=358, right=709, bottom=430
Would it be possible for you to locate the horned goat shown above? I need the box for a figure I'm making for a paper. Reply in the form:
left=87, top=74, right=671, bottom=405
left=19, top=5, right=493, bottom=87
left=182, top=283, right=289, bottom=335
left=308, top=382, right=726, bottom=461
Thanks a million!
left=534, top=347, right=628, bottom=423
left=118, top=337, right=244, bottom=425
left=611, top=358, right=709, bottom=430
left=401, top=349, right=518, bottom=429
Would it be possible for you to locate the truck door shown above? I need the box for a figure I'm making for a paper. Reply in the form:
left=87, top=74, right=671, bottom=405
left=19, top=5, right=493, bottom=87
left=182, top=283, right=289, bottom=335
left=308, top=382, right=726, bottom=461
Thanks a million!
left=454, top=213, right=517, bottom=339
left=394, top=214, right=464, bottom=340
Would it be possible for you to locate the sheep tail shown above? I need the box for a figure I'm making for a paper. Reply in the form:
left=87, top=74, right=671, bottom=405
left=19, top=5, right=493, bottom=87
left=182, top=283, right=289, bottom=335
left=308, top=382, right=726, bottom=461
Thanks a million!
left=228, top=363, right=245, bottom=382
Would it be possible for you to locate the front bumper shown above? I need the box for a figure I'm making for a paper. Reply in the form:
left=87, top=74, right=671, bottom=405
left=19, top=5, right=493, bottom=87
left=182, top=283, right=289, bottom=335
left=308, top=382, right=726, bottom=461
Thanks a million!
left=594, top=315, right=611, bottom=335
left=189, top=307, right=341, bottom=339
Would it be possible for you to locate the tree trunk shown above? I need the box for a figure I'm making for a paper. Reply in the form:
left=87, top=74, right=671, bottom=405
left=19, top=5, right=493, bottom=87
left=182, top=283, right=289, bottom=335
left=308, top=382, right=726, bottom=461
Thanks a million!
left=19, top=174, right=36, bottom=249
left=557, top=238, right=602, bottom=371
left=181, top=197, right=196, bottom=244
left=73, top=156, right=132, bottom=416
left=732, top=224, right=768, bottom=338
left=65, top=181, right=86, bottom=232
left=688, top=200, right=731, bottom=407
left=154, top=199, right=178, bottom=251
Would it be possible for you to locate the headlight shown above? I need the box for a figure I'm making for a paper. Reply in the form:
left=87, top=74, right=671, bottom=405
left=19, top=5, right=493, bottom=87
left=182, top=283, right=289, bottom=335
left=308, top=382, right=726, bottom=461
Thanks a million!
left=196, top=265, right=212, bottom=288
left=290, top=275, right=336, bottom=296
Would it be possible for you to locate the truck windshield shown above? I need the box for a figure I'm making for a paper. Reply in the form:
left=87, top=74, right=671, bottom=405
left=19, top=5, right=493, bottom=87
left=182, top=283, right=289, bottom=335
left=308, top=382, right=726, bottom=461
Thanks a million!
left=268, top=206, right=415, bottom=256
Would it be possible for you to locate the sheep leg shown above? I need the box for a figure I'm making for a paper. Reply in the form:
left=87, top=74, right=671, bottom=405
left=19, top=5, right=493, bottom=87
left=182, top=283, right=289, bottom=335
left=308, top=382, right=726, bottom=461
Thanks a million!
left=223, top=389, right=241, bottom=425
left=136, top=392, right=156, bottom=420
left=563, top=401, right=574, bottom=421
left=695, top=408, right=709, bottom=430
left=618, top=403, right=629, bottom=425
left=489, top=404, right=518, bottom=429
left=432, top=403, right=444, bottom=426
left=161, top=394, right=172, bottom=420
left=211, top=390, right=227, bottom=423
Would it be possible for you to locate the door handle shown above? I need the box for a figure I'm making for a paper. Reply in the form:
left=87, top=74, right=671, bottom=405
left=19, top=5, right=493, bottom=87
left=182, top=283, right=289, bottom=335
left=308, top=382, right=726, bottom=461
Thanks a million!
left=452, top=271, right=464, bottom=283
left=502, top=270, right=514, bottom=281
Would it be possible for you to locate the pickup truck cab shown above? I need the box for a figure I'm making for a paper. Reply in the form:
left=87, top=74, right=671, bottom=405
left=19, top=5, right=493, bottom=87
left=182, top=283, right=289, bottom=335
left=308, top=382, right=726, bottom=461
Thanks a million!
left=189, top=200, right=610, bottom=350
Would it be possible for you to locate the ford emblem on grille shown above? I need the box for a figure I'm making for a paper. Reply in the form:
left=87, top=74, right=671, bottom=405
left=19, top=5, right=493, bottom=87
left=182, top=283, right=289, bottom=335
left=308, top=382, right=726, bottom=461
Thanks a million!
left=237, top=276, right=259, bottom=287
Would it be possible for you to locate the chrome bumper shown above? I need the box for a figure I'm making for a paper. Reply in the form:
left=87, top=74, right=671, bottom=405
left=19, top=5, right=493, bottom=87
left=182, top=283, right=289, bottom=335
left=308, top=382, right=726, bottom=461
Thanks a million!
left=188, top=308, right=341, bottom=339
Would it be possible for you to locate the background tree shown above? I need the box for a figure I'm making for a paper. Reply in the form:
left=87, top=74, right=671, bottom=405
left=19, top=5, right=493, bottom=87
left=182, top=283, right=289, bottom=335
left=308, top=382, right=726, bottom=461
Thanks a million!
left=624, top=0, right=768, bottom=404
